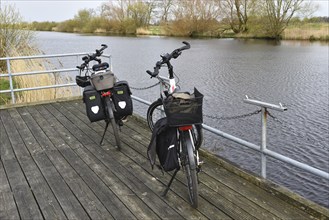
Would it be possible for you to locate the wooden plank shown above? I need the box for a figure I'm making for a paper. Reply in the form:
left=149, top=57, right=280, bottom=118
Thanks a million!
left=35, top=104, right=164, bottom=220
left=0, top=191, right=19, bottom=220
left=0, top=110, right=43, bottom=220
left=0, top=112, right=16, bottom=161
left=59, top=100, right=230, bottom=219
left=55, top=102, right=188, bottom=218
left=0, top=153, right=20, bottom=220
left=53, top=101, right=185, bottom=219
left=201, top=154, right=316, bottom=220
left=33, top=153, right=91, bottom=220
left=18, top=106, right=116, bottom=220
left=0, top=110, right=34, bottom=159
left=7, top=107, right=88, bottom=220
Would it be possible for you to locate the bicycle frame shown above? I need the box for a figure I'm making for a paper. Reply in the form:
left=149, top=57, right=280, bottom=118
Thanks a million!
left=157, top=75, right=176, bottom=97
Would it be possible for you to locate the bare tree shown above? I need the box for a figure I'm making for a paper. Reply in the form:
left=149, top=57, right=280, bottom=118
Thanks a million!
left=157, top=0, right=174, bottom=23
left=221, top=0, right=258, bottom=33
left=102, top=0, right=155, bottom=33
left=0, top=4, right=34, bottom=69
left=264, top=0, right=309, bottom=38
left=170, top=0, right=221, bottom=36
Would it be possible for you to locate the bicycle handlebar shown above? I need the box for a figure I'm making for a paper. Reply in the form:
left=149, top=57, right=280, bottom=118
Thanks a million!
left=146, top=41, right=190, bottom=78
left=76, top=44, right=108, bottom=70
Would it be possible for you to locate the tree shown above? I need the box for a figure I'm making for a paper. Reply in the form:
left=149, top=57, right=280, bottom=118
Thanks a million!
left=74, top=9, right=95, bottom=31
left=169, top=0, right=221, bottom=36
left=102, top=0, right=156, bottom=34
left=157, top=0, right=174, bottom=23
left=263, top=0, right=311, bottom=38
left=0, top=5, right=34, bottom=70
left=221, top=0, right=259, bottom=33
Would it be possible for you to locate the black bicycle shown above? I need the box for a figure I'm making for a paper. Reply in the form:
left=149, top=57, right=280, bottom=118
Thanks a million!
left=146, top=41, right=203, bottom=208
left=76, top=44, right=133, bottom=150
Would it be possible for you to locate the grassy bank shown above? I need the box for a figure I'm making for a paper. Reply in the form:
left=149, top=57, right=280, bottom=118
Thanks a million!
left=282, top=23, right=329, bottom=41
left=130, top=23, right=329, bottom=41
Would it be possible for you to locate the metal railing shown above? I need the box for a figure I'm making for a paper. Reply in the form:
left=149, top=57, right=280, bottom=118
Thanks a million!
left=1, top=53, right=328, bottom=183
left=0, top=53, right=111, bottom=104
left=132, top=95, right=329, bottom=181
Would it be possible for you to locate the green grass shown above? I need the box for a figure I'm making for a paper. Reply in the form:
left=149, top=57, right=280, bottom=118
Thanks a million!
left=0, top=78, right=15, bottom=105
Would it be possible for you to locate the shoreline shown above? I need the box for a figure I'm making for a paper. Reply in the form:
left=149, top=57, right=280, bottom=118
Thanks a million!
left=33, top=29, right=329, bottom=42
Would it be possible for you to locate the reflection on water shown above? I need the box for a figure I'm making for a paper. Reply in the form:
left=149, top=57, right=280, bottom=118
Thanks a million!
left=35, top=31, right=329, bottom=207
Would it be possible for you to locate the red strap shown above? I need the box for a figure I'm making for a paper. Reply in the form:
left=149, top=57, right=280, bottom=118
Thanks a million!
left=101, top=91, right=111, bottom=97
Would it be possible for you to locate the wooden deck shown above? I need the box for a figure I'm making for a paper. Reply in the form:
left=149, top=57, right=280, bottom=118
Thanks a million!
left=1, top=99, right=328, bottom=220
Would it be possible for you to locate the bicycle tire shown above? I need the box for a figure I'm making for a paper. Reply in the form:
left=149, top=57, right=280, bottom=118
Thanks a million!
left=105, top=98, right=121, bottom=150
left=146, top=99, right=165, bottom=131
left=147, top=100, right=203, bottom=148
left=181, top=130, right=198, bottom=208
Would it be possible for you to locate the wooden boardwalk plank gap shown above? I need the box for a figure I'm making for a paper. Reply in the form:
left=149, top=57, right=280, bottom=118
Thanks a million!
left=1, top=100, right=328, bottom=220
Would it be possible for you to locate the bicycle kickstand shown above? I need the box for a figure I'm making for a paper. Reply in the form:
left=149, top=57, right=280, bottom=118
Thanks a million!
left=162, top=168, right=180, bottom=197
left=100, top=121, right=110, bottom=145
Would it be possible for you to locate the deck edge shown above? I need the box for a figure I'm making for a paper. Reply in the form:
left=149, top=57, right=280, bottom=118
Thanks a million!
left=0, top=96, right=82, bottom=110
left=199, top=148, right=329, bottom=220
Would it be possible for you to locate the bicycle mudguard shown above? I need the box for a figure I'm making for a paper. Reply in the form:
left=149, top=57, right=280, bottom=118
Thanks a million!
left=182, top=130, right=197, bottom=170
left=105, top=98, right=115, bottom=119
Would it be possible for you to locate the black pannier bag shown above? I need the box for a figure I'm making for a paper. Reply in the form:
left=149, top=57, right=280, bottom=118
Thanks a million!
left=83, top=85, right=106, bottom=122
left=147, top=118, right=180, bottom=172
left=163, top=87, right=203, bottom=127
left=111, top=81, right=133, bottom=119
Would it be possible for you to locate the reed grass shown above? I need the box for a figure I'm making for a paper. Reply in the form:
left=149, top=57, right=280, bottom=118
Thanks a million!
left=1, top=47, right=73, bottom=105
left=283, top=23, right=329, bottom=41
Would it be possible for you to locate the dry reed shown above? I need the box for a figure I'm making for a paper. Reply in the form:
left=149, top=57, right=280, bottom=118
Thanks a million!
left=8, top=47, right=73, bottom=104
left=283, top=23, right=329, bottom=40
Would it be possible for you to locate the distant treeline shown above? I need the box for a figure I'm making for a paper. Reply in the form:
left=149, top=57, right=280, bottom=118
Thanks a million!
left=25, top=0, right=329, bottom=39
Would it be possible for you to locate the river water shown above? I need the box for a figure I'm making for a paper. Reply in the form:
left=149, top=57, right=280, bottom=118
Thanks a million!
left=34, top=31, right=329, bottom=207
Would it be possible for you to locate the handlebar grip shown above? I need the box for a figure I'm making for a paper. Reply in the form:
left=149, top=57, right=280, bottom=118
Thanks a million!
left=101, top=44, right=108, bottom=49
left=180, top=41, right=190, bottom=50
left=146, top=66, right=159, bottom=77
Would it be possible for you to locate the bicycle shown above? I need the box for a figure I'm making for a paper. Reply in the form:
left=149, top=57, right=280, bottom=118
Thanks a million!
left=76, top=44, right=133, bottom=150
left=146, top=41, right=203, bottom=208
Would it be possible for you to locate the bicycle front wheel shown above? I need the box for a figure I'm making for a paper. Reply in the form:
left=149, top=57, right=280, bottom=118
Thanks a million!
left=105, top=98, right=121, bottom=150
left=146, top=99, right=165, bottom=131
left=181, top=130, right=198, bottom=208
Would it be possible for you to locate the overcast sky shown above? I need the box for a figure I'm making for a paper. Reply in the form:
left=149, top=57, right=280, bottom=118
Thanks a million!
left=1, top=0, right=328, bottom=22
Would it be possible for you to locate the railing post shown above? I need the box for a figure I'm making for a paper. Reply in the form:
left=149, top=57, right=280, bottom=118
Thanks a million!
left=261, top=107, right=267, bottom=178
left=244, top=96, right=287, bottom=179
left=6, top=59, right=15, bottom=104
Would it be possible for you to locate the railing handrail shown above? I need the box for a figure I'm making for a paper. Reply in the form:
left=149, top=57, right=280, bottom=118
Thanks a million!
left=0, top=52, right=111, bottom=61
left=0, top=53, right=112, bottom=103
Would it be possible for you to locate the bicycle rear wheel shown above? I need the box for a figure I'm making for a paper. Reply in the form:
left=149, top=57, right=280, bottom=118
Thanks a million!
left=181, top=130, right=198, bottom=208
left=105, top=98, right=121, bottom=150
